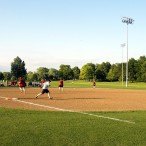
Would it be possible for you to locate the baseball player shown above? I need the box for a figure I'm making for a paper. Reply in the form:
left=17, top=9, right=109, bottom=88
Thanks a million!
left=58, top=79, right=64, bottom=92
left=35, top=79, right=52, bottom=99
left=93, top=79, right=96, bottom=88
left=18, top=77, right=26, bottom=94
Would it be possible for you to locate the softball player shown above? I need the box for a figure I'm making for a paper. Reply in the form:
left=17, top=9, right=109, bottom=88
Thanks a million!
left=35, top=79, right=52, bottom=99
left=18, top=77, right=26, bottom=94
left=58, top=79, right=64, bottom=92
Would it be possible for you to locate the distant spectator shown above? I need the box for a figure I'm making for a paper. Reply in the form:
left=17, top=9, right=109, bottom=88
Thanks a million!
left=28, top=81, right=32, bottom=86
left=0, top=82, right=4, bottom=87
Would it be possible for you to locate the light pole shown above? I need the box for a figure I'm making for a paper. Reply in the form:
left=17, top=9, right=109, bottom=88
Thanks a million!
left=122, top=17, right=134, bottom=87
left=121, top=43, right=126, bottom=86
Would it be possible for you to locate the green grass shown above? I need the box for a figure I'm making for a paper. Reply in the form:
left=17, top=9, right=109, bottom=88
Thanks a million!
left=50, top=80, right=146, bottom=90
left=1, top=80, right=146, bottom=90
left=0, top=108, right=146, bottom=146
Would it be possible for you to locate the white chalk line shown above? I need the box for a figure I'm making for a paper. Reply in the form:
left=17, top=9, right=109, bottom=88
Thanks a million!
left=0, top=96, right=10, bottom=100
left=0, top=96, right=135, bottom=124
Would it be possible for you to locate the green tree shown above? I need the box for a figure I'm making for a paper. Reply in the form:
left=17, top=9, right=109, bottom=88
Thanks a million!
left=136, top=56, right=146, bottom=81
left=107, top=64, right=121, bottom=81
left=48, top=68, right=59, bottom=80
left=11, top=56, right=27, bottom=79
left=141, top=61, right=146, bottom=82
left=27, top=72, right=39, bottom=81
left=3, top=72, right=11, bottom=81
left=37, top=67, right=49, bottom=80
left=59, top=65, right=73, bottom=80
left=72, top=66, right=80, bottom=80
left=128, top=58, right=138, bottom=82
left=138, top=56, right=146, bottom=64
left=79, top=63, right=95, bottom=80
left=95, top=62, right=111, bottom=81
left=0, top=72, right=4, bottom=80
left=95, top=68, right=105, bottom=81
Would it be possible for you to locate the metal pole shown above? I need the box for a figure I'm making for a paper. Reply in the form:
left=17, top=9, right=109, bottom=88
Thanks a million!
left=122, top=17, right=134, bottom=87
left=126, top=24, right=128, bottom=87
left=121, top=43, right=125, bottom=86
left=122, top=46, right=123, bottom=86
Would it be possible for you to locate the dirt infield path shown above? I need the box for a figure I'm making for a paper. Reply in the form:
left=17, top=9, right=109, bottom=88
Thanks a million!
left=0, top=87, right=146, bottom=111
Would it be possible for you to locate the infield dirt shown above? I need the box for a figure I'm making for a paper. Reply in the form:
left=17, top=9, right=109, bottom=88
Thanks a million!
left=0, top=87, right=146, bottom=111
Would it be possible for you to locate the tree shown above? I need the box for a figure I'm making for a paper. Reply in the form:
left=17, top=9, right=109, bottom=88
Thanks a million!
left=72, top=66, right=80, bottom=80
left=95, top=68, right=105, bottom=81
left=95, top=62, right=111, bottom=81
left=141, top=61, right=146, bottom=82
left=37, top=67, right=49, bottom=80
left=59, top=65, right=74, bottom=80
left=107, top=64, right=121, bottom=81
left=138, top=56, right=146, bottom=64
left=11, top=56, right=27, bottom=79
left=128, top=58, right=138, bottom=82
left=137, top=56, right=146, bottom=81
left=0, top=72, right=4, bottom=80
left=3, top=72, right=11, bottom=81
left=48, top=68, right=59, bottom=80
left=27, top=72, right=39, bottom=81
left=79, top=63, right=95, bottom=80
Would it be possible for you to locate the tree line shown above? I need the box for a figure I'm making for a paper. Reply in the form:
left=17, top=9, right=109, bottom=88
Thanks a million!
left=0, top=56, right=146, bottom=82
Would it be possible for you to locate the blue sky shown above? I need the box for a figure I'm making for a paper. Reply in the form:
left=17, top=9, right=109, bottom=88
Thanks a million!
left=0, top=0, right=146, bottom=71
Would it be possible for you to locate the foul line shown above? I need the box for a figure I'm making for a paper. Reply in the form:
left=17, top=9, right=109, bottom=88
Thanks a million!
left=0, top=96, right=135, bottom=124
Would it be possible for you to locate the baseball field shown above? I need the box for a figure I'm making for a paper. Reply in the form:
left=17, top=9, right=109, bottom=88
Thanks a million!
left=0, top=81, right=146, bottom=146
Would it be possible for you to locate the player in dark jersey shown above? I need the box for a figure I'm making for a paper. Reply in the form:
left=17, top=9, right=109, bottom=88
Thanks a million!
left=93, top=79, right=96, bottom=88
left=58, top=79, right=64, bottom=92
left=18, top=77, right=26, bottom=94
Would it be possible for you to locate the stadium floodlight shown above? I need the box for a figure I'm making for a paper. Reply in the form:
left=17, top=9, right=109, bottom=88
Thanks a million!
left=122, top=17, right=134, bottom=87
left=121, top=43, right=126, bottom=86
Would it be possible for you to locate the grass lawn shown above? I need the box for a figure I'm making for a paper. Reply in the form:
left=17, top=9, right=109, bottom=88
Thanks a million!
left=0, top=108, right=146, bottom=146
left=51, top=80, right=146, bottom=90
left=1, top=80, right=146, bottom=90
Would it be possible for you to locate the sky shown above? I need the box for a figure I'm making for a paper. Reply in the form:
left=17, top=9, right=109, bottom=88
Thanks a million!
left=0, top=0, right=146, bottom=72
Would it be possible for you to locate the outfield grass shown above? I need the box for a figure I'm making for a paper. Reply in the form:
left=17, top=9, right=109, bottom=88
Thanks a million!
left=1, top=80, right=146, bottom=90
left=0, top=108, right=146, bottom=146
left=51, top=80, right=146, bottom=90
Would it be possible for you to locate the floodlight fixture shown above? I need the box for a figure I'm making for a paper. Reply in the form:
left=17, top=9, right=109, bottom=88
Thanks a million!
left=122, top=17, right=134, bottom=25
